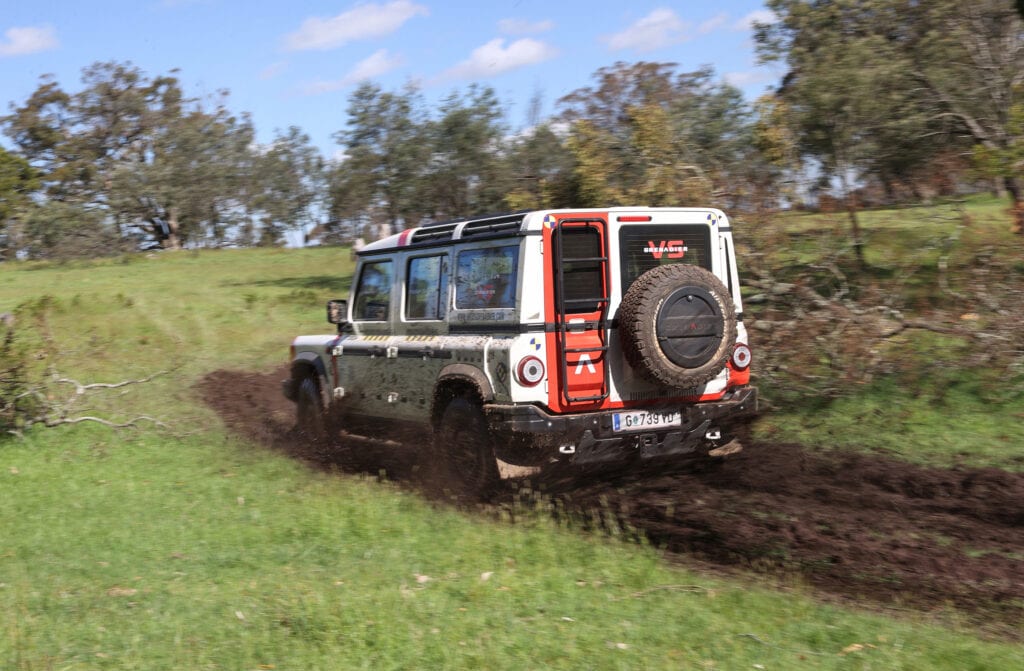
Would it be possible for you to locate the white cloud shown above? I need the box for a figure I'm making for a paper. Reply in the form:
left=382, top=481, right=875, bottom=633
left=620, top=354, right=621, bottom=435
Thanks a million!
left=606, top=8, right=690, bottom=52
left=698, top=13, right=729, bottom=35
left=498, top=18, right=554, bottom=35
left=301, top=49, right=404, bottom=94
left=440, top=38, right=558, bottom=81
left=733, top=10, right=778, bottom=32
left=283, top=0, right=428, bottom=52
left=0, top=25, right=58, bottom=57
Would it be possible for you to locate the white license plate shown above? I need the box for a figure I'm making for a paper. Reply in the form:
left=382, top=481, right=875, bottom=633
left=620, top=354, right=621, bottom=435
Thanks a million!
left=612, top=410, right=681, bottom=432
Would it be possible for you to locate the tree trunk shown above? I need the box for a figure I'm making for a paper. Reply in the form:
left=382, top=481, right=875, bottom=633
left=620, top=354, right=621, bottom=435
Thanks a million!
left=165, top=207, right=181, bottom=250
left=839, top=171, right=866, bottom=269
left=1007, top=175, right=1024, bottom=235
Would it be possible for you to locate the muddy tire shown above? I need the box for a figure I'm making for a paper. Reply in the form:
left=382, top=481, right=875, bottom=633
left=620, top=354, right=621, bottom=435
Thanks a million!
left=435, top=397, right=501, bottom=497
left=296, top=376, right=328, bottom=445
left=618, top=264, right=736, bottom=389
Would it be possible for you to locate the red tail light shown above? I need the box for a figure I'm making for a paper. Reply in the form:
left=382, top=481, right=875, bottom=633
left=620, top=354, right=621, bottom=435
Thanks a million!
left=516, top=356, right=545, bottom=386
left=732, top=343, right=751, bottom=371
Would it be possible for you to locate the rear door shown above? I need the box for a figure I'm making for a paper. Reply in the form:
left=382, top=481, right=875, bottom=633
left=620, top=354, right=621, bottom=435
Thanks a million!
left=542, top=213, right=610, bottom=412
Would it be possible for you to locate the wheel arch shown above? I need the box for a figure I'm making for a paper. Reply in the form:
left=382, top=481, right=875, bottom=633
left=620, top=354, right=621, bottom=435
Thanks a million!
left=431, top=364, right=494, bottom=428
left=288, top=352, right=330, bottom=407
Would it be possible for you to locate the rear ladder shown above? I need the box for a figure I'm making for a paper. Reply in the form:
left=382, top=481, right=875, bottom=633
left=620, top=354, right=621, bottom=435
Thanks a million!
left=552, top=218, right=611, bottom=404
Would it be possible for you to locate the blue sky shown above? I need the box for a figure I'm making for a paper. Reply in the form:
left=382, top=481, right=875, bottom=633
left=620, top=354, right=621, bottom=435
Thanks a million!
left=0, top=1, right=781, bottom=156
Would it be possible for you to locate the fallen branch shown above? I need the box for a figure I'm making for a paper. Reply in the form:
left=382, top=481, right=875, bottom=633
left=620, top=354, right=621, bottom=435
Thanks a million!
left=5, top=367, right=173, bottom=438
left=54, top=370, right=169, bottom=395
left=42, top=415, right=170, bottom=430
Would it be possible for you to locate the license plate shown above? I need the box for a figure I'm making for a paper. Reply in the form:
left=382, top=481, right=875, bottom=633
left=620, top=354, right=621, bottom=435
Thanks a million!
left=612, top=410, right=681, bottom=432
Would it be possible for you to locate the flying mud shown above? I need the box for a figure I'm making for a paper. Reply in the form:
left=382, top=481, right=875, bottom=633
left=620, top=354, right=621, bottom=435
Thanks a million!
left=199, top=367, right=1024, bottom=635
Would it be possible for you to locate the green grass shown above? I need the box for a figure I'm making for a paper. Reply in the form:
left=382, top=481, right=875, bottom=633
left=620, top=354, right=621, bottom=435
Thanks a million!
left=758, top=378, right=1024, bottom=470
left=751, top=194, right=1021, bottom=273
left=743, top=195, right=1024, bottom=470
left=3, top=430, right=1020, bottom=670
left=0, top=239, right=1022, bottom=668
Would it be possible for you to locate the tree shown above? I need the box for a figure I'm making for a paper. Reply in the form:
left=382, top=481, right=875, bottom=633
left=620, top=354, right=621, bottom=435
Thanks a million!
left=973, top=89, right=1024, bottom=232
left=749, top=93, right=803, bottom=214
left=3, top=61, right=277, bottom=254
left=107, top=101, right=258, bottom=248
left=756, top=0, right=945, bottom=267
left=0, top=148, right=40, bottom=259
left=912, top=1, right=1024, bottom=233
left=558, top=62, right=752, bottom=209
left=421, top=85, right=509, bottom=219
left=329, top=83, right=427, bottom=237
left=249, top=127, right=325, bottom=246
left=759, top=0, right=1024, bottom=234
left=503, top=121, right=575, bottom=211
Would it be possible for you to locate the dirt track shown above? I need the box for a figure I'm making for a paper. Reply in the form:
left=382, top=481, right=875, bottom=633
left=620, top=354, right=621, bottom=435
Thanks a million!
left=199, top=367, right=1024, bottom=633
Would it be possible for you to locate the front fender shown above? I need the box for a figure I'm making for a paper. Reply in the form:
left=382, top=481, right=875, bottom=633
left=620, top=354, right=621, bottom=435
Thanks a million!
left=285, top=350, right=331, bottom=406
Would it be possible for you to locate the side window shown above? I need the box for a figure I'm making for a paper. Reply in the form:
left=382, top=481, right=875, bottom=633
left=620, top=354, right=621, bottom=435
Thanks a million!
left=406, top=255, right=448, bottom=320
left=455, top=245, right=519, bottom=309
left=353, top=260, right=393, bottom=321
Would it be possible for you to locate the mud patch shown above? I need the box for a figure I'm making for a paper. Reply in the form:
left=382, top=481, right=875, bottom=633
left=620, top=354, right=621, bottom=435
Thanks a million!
left=199, top=367, right=1024, bottom=633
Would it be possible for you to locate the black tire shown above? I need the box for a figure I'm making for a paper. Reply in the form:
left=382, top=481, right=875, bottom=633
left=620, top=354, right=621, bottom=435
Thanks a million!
left=296, top=376, right=328, bottom=445
left=435, top=397, right=501, bottom=496
left=618, top=264, right=737, bottom=388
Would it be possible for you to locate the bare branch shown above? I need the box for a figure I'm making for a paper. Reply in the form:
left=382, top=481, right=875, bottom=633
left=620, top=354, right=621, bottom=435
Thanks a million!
left=53, top=370, right=169, bottom=395
left=42, top=415, right=170, bottom=430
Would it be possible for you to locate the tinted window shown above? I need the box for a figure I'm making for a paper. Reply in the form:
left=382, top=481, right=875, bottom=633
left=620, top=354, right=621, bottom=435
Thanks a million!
left=556, top=226, right=604, bottom=314
left=406, top=255, right=448, bottom=320
left=619, top=225, right=711, bottom=293
left=353, top=260, right=393, bottom=321
left=455, top=245, right=519, bottom=309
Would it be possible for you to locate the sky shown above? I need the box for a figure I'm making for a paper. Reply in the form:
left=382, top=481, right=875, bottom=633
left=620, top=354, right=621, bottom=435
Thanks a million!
left=0, top=1, right=781, bottom=157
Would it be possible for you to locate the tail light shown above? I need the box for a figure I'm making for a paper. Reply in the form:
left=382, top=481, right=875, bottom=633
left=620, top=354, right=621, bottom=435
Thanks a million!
left=732, top=343, right=751, bottom=371
left=516, top=356, right=545, bottom=386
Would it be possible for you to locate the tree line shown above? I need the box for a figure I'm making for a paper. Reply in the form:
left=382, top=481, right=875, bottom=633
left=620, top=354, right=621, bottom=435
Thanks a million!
left=0, top=0, right=1020, bottom=260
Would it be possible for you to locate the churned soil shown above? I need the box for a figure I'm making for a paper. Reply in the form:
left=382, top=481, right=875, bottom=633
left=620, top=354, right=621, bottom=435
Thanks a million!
left=198, top=367, right=1024, bottom=633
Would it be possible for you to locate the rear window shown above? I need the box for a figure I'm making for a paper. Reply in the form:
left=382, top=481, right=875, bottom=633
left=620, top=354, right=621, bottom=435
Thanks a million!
left=619, top=225, right=711, bottom=293
left=557, top=226, right=604, bottom=314
left=455, top=245, right=519, bottom=309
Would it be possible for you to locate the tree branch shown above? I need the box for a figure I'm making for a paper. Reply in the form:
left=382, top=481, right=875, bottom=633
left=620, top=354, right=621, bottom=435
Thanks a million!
left=53, top=369, right=169, bottom=395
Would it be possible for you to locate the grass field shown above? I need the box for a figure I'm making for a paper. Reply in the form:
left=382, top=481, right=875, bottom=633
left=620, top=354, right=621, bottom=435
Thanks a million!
left=1, top=203, right=1022, bottom=669
left=745, top=194, right=1024, bottom=469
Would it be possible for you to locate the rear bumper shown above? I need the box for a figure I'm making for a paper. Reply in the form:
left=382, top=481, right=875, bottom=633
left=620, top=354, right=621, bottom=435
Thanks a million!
left=485, top=386, right=757, bottom=464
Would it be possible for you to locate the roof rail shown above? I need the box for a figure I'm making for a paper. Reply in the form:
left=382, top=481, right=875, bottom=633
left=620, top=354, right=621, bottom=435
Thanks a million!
left=461, top=214, right=525, bottom=238
left=401, top=210, right=530, bottom=246
left=408, top=222, right=459, bottom=244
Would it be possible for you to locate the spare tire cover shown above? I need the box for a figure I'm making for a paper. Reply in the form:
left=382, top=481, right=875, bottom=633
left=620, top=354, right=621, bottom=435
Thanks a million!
left=618, top=264, right=737, bottom=389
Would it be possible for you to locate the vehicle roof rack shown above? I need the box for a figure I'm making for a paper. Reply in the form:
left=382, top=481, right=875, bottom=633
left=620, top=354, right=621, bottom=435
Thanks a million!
left=409, top=210, right=528, bottom=244
left=461, top=213, right=525, bottom=238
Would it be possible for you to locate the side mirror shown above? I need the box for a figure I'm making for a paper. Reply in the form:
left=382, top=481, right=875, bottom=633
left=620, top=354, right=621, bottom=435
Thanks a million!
left=326, top=299, right=348, bottom=325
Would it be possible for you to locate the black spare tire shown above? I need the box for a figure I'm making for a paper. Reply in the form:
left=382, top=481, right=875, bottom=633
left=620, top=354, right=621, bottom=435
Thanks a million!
left=618, top=264, right=737, bottom=389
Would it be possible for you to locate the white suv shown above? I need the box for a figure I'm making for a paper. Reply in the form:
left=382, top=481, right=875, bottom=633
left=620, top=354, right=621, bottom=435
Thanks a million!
left=284, top=208, right=756, bottom=491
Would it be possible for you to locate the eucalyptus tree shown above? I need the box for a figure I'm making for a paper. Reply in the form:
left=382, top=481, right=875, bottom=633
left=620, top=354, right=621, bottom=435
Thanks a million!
left=0, top=148, right=39, bottom=259
left=758, top=0, right=1024, bottom=234
left=329, top=82, right=427, bottom=237
left=421, top=85, right=510, bottom=219
left=3, top=61, right=265, bottom=252
left=249, top=126, right=325, bottom=246
left=558, top=62, right=753, bottom=209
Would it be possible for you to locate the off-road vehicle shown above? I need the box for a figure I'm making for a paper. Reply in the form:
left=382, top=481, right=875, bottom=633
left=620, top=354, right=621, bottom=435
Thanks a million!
left=284, top=208, right=757, bottom=490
